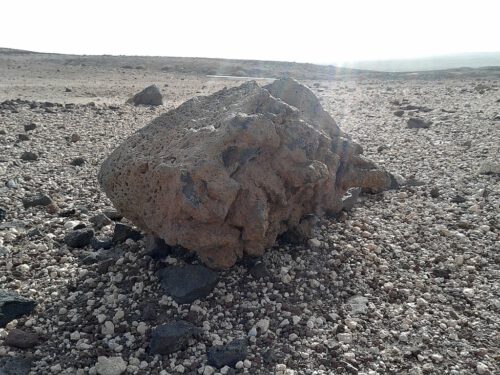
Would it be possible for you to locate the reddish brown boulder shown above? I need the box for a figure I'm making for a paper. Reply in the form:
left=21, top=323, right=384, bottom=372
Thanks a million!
left=99, top=78, right=394, bottom=269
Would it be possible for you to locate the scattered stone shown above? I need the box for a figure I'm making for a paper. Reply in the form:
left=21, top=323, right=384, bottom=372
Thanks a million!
left=90, top=237, right=113, bottom=250
left=0, top=357, right=32, bottom=375
left=65, top=87, right=72, bottom=92
left=5, top=180, right=17, bottom=189
left=255, top=318, right=270, bottom=334
left=22, top=193, right=52, bottom=209
left=112, top=223, right=142, bottom=244
left=70, top=157, right=86, bottom=166
left=70, top=133, right=80, bottom=142
left=159, top=265, right=219, bottom=304
left=406, top=178, right=426, bottom=187
left=207, top=339, right=247, bottom=368
left=24, top=123, right=36, bottom=131
left=90, top=213, right=112, bottom=229
left=17, top=134, right=29, bottom=141
left=377, top=144, right=390, bottom=153
left=127, top=84, right=163, bottom=106
left=100, top=78, right=395, bottom=269
left=103, top=209, right=123, bottom=221
left=95, top=356, right=127, bottom=375
left=478, top=160, right=500, bottom=175
left=430, top=187, right=440, bottom=198
left=0, top=208, right=5, bottom=222
left=342, top=187, right=362, bottom=211
left=0, top=290, right=37, bottom=327
left=451, top=195, right=466, bottom=203
left=249, top=261, right=269, bottom=279
left=64, top=228, right=95, bottom=248
left=58, top=208, right=76, bottom=217
left=20, top=151, right=38, bottom=161
left=149, top=320, right=201, bottom=355
left=5, top=329, right=39, bottom=349
left=394, top=110, right=404, bottom=117
left=476, top=362, right=489, bottom=374
left=407, top=117, right=431, bottom=129
left=347, top=295, right=369, bottom=315
left=308, top=238, right=321, bottom=248
left=145, top=235, right=171, bottom=260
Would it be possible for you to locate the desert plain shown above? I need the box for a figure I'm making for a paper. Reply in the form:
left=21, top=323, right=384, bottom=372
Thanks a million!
left=0, top=49, right=499, bottom=375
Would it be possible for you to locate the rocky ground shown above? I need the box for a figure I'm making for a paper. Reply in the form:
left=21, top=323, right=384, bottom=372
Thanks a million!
left=0, top=51, right=499, bottom=375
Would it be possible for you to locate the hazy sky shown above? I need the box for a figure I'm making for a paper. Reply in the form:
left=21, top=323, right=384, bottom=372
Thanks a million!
left=2, top=0, right=499, bottom=64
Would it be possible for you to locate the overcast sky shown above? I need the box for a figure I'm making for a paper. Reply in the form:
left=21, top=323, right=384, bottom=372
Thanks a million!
left=2, top=0, right=499, bottom=64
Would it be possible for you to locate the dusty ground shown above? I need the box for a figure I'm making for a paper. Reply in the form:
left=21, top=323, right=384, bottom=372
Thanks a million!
left=0, top=50, right=499, bottom=375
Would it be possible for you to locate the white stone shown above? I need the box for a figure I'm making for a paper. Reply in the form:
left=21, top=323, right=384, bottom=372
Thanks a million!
left=95, top=356, right=127, bottom=375
left=337, top=333, right=353, bottom=343
left=102, top=321, right=115, bottom=335
left=308, top=238, right=321, bottom=247
left=174, top=364, right=185, bottom=373
left=136, top=322, right=148, bottom=335
left=463, top=288, right=475, bottom=298
left=255, top=318, right=270, bottom=333
left=476, top=362, right=489, bottom=374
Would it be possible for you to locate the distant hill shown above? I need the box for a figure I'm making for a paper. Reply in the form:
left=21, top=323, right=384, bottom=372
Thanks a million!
left=341, top=52, right=500, bottom=72
left=1, top=47, right=499, bottom=80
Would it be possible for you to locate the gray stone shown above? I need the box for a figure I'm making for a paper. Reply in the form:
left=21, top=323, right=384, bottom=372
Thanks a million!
left=128, top=85, right=163, bottom=106
left=149, top=321, right=201, bottom=355
left=64, top=228, right=95, bottom=248
left=479, top=160, right=500, bottom=175
left=95, top=356, right=127, bottom=375
left=0, top=290, right=36, bottom=328
left=24, top=123, right=36, bottom=131
left=347, top=295, right=369, bottom=315
left=70, top=157, right=86, bottom=166
left=20, top=151, right=38, bottom=161
left=0, top=357, right=32, bottom=375
left=207, top=339, right=247, bottom=368
left=159, top=265, right=219, bottom=304
left=22, top=193, right=52, bottom=209
left=90, top=213, right=112, bottom=229
left=342, top=187, right=362, bottom=211
left=407, top=117, right=431, bottom=129
left=112, top=223, right=142, bottom=244
left=4, top=329, right=39, bottom=349
left=17, top=134, right=29, bottom=142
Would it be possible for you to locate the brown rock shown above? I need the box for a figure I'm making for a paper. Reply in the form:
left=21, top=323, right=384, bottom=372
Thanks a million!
left=99, top=78, right=394, bottom=269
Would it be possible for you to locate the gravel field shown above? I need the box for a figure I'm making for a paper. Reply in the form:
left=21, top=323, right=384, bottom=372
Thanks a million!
left=0, top=53, right=499, bottom=375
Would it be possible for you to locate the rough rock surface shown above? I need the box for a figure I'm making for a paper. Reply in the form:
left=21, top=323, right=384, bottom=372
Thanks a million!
left=99, top=78, right=394, bottom=268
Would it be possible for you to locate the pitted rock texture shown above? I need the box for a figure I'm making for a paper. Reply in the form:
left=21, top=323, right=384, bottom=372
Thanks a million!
left=99, top=78, right=393, bottom=269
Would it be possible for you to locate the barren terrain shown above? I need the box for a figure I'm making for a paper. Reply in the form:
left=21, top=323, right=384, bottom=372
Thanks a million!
left=0, top=50, right=499, bottom=375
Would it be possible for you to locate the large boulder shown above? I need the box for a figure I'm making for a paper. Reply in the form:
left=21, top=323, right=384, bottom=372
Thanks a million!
left=99, top=78, right=394, bottom=269
left=127, top=84, right=163, bottom=106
